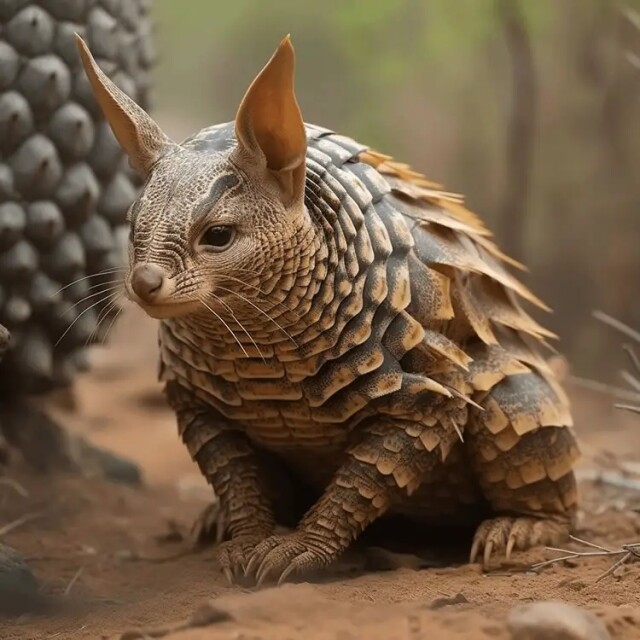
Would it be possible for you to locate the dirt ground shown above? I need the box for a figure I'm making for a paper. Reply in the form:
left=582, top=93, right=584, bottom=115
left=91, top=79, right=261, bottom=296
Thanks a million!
left=1, top=305, right=640, bottom=640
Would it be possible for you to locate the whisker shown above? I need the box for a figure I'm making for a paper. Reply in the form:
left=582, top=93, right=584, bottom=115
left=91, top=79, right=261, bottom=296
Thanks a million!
left=220, top=274, right=299, bottom=320
left=209, top=292, right=266, bottom=363
left=55, top=293, right=115, bottom=348
left=186, top=267, right=300, bottom=323
left=85, top=304, right=111, bottom=347
left=60, top=285, right=123, bottom=314
left=221, top=266, right=268, bottom=278
left=216, top=285, right=299, bottom=349
left=52, top=267, right=126, bottom=297
left=100, top=297, right=125, bottom=345
left=86, top=294, right=122, bottom=347
left=198, top=298, right=249, bottom=359
left=83, top=278, right=124, bottom=292
left=216, top=273, right=276, bottom=301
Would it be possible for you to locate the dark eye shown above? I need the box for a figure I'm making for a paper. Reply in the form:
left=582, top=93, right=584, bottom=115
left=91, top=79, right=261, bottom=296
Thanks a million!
left=199, top=225, right=235, bottom=251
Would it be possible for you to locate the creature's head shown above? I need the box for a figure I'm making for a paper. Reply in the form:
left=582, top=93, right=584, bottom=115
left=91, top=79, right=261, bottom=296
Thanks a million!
left=77, top=35, right=314, bottom=321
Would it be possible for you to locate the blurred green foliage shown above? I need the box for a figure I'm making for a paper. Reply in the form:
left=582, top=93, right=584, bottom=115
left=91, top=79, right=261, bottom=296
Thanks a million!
left=151, top=0, right=640, bottom=374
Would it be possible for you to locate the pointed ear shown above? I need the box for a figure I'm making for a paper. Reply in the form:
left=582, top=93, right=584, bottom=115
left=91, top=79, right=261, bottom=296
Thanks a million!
left=75, top=34, right=175, bottom=176
left=234, top=36, right=306, bottom=203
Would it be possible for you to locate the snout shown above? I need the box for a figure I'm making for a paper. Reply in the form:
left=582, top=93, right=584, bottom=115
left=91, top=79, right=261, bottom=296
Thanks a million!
left=126, top=263, right=198, bottom=319
left=129, top=263, right=167, bottom=304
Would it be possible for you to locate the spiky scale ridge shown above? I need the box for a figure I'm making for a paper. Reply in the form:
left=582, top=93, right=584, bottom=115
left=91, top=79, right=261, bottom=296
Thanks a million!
left=0, top=1, right=154, bottom=394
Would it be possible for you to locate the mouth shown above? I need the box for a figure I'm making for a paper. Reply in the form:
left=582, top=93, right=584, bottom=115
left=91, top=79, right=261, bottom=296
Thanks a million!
left=124, top=282, right=199, bottom=319
left=134, top=300, right=200, bottom=320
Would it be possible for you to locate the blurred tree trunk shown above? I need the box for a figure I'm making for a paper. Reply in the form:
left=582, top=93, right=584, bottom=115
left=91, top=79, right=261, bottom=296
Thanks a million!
left=496, top=0, right=537, bottom=262
left=580, top=2, right=640, bottom=340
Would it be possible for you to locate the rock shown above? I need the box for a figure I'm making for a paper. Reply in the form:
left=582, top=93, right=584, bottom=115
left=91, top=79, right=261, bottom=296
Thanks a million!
left=1, top=398, right=142, bottom=484
left=0, top=544, right=48, bottom=615
left=508, top=601, right=612, bottom=640
left=72, top=436, right=143, bottom=486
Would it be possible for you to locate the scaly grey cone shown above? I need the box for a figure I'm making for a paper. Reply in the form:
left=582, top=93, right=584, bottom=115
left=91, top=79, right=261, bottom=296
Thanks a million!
left=0, top=0, right=155, bottom=394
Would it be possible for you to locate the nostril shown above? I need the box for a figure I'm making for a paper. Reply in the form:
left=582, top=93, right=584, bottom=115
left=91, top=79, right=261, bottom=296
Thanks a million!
left=130, top=263, right=166, bottom=303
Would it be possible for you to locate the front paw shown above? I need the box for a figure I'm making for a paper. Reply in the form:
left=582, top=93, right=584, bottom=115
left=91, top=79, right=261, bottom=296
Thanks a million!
left=216, top=533, right=272, bottom=584
left=244, top=531, right=336, bottom=586
left=470, top=516, right=570, bottom=568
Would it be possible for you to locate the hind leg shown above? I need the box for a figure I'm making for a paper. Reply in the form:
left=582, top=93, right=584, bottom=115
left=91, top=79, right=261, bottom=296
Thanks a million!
left=466, top=370, right=580, bottom=566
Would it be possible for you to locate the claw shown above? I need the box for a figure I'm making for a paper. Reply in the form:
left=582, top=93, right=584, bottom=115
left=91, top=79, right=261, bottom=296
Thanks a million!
left=241, top=532, right=334, bottom=586
left=469, top=539, right=480, bottom=564
left=215, top=533, right=272, bottom=584
left=244, top=553, right=261, bottom=578
left=470, top=516, right=570, bottom=569
left=483, top=540, right=494, bottom=567
left=278, top=562, right=297, bottom=585
left=222, top=566, right=234, bottom=584
left=256, top=558, right=273, bottom=587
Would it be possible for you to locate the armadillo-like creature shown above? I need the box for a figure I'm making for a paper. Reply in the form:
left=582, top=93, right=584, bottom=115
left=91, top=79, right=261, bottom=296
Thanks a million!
left=77, top=35, right=579, bottom=585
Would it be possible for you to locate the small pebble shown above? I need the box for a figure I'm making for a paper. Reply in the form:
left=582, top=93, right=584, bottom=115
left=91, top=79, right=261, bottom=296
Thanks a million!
left=188, top=601, right=233, bottom=626
left=508, top=601, right=612, bottom=640
left=429, top=592, right=469, bottom=610
left=114, top=549, right=137, bottom=562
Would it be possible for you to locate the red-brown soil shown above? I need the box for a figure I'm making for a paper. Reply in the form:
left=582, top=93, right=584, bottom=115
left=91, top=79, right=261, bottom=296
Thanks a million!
left=2, top=307, right=639, bottom=640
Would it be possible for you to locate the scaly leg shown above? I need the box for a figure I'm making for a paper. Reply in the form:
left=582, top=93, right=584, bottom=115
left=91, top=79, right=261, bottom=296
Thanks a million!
left=244, top=417, right=459, bottom=585
left=165, top=382, right=280, bottom=581
left=466, top=370, right=580, bottom=567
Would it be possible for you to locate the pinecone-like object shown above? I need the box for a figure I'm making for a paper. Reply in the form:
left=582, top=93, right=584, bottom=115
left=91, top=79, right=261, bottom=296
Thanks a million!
left=0, top=0, right=155, bottom=395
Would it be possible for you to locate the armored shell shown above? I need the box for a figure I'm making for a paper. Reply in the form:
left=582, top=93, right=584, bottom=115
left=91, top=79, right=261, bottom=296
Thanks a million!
left=159, top=122, right=578, bottom=523
left=74, top=34, right=578, bottom=581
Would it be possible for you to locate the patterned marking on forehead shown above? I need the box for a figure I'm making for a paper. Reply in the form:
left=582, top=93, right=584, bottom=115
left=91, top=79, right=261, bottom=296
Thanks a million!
left=130, top=154, right=197, bottom=245
left=193, top=173, right=241, bottom=219
left=183, top=122, right=236, bottom=153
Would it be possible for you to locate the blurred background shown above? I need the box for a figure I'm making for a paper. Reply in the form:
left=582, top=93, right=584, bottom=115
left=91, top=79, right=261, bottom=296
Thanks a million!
left=149, top=0, right=640, bottom=378
left=3, top=5, right=640, bottom=630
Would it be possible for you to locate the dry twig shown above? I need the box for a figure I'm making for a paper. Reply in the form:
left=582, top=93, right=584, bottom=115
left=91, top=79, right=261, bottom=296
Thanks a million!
left=567, top=375, right=640, bottom=402
left=622, top=6, right=640, bottom=32
left=593, top=310, right=640, bottom=343
left=0, top=477, right=29, bottom=498
left=554, top=312, right=640, bottom=580
left=531, top=535, right=640, bottom=582
left=63, top=566, right=84, bottom=597
left=593, top=310, right=640, bottom=414
left=0, top=508, right=50, bottom=537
